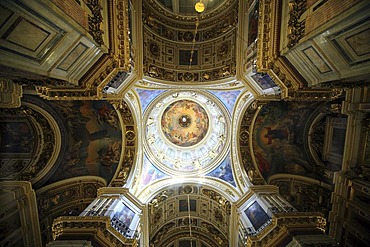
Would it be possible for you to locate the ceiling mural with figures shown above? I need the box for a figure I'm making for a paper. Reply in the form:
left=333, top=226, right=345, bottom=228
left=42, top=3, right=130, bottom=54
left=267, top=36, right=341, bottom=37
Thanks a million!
left=44, top=100, right=122, bottom=185
left=161, top=99, right=209, bottom=147
left=252, top=101, right=346, bottom=184
left=1, top=0, right=369, bottom=246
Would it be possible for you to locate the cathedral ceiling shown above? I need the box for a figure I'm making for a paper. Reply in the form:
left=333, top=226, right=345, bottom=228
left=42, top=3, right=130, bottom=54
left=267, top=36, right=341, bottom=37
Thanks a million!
left=142, top=0, right=238, bottom=84
left=1, top=0, right=370, bottom=245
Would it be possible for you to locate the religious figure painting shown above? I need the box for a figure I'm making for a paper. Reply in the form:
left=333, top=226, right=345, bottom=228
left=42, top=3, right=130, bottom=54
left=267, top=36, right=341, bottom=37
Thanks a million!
left=251, top=73, right=278, bottom=90
left=244, top=201, right=270, bottom=231
left=46, top=101, right=122, bottom=185
left=139, top=155, right=168, bottom=190
left=115, top=204, right=135, bottom=227
left=0, top=121, right=34, bottom=153
left=161, top=100, right=209, bottom=147
left=206, top=154, right=236, bottom=187
left=253, top=101, right=328, bottom=182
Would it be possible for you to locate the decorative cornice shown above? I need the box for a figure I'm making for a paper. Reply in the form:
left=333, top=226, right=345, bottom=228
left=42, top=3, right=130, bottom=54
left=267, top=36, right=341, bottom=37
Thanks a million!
left=247, top=213, right=327, bottom=246
left=36, top=0, right=131, bottom=100
left=52, top=216, right=138, bottom=246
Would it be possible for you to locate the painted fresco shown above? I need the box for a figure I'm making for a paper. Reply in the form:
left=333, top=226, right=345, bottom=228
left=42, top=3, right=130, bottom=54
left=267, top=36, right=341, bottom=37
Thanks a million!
left=46, top=101, right=121, bottom=184
left=244, top=201, right=270, bottom=230
left=115, top=203, right=135, bottom=227
left=136, top=89, right=165, bottom=113
left=161, top=100, right=209, bottom=147
left=208, top=90, right=241, bottom=115
left=0, top=121, right=34, bottom=153
left=206, top=154, right=236, bottom=187
left=139, top=155, right=168, bottom=190
left=251, top=73, right=278, bottom=90
left=253, top=101, right=324, bottom=182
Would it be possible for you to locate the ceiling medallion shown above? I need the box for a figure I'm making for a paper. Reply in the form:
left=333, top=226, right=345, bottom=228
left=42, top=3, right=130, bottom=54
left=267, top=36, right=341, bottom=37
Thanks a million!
left=143, top=91, right=230, bottom=176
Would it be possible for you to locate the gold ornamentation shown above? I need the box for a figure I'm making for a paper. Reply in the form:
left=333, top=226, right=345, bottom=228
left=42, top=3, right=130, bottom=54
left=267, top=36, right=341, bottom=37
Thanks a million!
left=86, top=0, right=104, bottom=46
left=287, top=0, right=307, bottom=48
left=36, top=0, right=131, bottom=100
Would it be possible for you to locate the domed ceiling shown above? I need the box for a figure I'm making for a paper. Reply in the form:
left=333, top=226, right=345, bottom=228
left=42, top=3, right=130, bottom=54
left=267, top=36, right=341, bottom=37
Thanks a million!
left=142, top=0, right=238, bottom=84
left=143, top=91, right=230, bottom=176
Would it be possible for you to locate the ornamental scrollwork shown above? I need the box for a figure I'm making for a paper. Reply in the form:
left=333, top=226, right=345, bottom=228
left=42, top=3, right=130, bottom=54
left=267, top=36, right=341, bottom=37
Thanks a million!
left=287, top=0, right=307, bottom=48
left=86, top=0, right=104, bottom=46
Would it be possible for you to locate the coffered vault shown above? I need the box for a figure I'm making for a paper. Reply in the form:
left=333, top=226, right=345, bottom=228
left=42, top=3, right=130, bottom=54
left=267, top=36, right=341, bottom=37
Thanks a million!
left=0, top=0, right=369, bottom=247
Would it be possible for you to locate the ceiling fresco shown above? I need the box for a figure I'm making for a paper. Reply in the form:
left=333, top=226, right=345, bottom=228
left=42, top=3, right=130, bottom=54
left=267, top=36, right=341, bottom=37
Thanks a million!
left=207, top=90, right=241, bottom=114
left=137, top=155, right=169, bottom=191
left=252, top=101, right=344, bottom=183
left=161, top=99, right=209, bottom=147
left=135, top=89, right=165, bottom=113
left=205, top=154, right=236, bottom=187
left=45, top=100, right=122, bottom=185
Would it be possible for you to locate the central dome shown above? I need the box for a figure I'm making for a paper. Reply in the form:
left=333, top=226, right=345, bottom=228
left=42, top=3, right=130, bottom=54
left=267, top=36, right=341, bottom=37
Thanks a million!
left=143, top=91, right=231, bottom=175
left=161, top=100, right=209, bottom=147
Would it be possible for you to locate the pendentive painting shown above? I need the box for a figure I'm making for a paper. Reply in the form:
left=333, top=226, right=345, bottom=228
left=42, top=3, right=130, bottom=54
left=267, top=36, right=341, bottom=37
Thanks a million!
left=253, top=101, right=326, bottom=182
left=46, top=101, right=122, bottom=184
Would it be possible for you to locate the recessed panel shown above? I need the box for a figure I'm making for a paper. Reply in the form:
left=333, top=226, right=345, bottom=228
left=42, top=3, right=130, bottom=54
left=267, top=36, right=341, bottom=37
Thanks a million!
left=3, top=17, right=49, bottom=52
left=58, top=43, right=88, bottom=71
left=302, top=46, right=332, bottom=74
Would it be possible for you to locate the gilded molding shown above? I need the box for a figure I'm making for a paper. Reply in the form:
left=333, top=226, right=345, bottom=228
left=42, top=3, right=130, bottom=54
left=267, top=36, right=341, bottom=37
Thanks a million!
left=145, top=0, right=236, bottom=24
left=247, top=213, right=326, bottom=246
left=0, top=104, right=57, bottom=183
left=147, top=185, right=231, bottom=246
left=52, top=216, right=138, bottom=246
left=0, top=80, right=22, bottom=108
left=36, top=0, right=131, bottom=100
left=110, top=100, right=136, bottom=187
left=256, top=0, right=305, bottom=95
left=36, top=177, right=106, bottom=244
left=239, top=101, right=266, bottom=185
